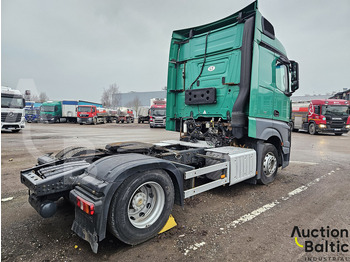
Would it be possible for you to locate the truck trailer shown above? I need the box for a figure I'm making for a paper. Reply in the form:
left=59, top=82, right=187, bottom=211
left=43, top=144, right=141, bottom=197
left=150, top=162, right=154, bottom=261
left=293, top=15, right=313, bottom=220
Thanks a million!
left=137, top=107, right=150, bottom=123
left=292, top=99, right=350, bottom=135
left=116, top=107, right=134, bottom=123
left=20, top=1, right=299, bottom=253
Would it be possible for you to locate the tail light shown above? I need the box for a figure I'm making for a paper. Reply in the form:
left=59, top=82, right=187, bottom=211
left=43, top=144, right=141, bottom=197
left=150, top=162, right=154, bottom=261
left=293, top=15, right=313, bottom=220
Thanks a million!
left=76, top=196, right=95, bottom=215
left=149, top=116, right=153, bottom=121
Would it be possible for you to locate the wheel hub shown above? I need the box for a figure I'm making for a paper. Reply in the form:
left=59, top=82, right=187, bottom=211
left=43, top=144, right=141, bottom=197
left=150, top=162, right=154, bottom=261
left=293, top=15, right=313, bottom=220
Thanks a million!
left=263, top=152, right=277, bottom=177
left=128, top=182, right=165, bottom=229
left=132, top=193, right=147, bottom=210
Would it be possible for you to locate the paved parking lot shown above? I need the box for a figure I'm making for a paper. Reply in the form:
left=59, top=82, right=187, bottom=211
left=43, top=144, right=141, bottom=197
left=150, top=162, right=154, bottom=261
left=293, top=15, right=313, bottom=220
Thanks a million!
left=2, top=123, right=350, bottom=261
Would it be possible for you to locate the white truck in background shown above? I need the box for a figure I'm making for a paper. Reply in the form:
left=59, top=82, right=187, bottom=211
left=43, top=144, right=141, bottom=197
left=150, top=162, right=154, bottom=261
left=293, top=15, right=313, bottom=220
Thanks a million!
left=1, top=86, right=26, bottom=132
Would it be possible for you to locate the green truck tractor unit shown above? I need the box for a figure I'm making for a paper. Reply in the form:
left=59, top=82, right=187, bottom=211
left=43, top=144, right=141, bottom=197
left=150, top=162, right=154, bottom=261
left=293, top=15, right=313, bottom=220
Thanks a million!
left=21, top=1, right=299, bottom=253
left=167, top=1, right=298, bottom=173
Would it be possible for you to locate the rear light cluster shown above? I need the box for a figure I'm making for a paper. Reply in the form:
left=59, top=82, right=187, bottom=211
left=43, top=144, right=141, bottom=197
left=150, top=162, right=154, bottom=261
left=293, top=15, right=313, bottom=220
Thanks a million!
left=149, top=116, right=153, bottom=121
left=77, top=196, right=95, bottom=215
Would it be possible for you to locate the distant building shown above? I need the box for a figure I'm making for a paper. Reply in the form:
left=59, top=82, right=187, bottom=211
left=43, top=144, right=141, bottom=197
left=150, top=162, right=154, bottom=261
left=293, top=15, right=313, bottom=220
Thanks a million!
left=292, top=89, right=350, bottom=103
left=329, top=89, right=350, bottom=101
left=291, top=94, right=330, bottom=103
left=116, top=91, right=166, bottom=107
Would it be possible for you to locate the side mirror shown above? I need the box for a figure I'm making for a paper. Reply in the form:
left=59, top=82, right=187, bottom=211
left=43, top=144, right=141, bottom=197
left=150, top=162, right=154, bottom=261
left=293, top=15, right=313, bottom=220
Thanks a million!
left=290, top=60, right=299, bottom=93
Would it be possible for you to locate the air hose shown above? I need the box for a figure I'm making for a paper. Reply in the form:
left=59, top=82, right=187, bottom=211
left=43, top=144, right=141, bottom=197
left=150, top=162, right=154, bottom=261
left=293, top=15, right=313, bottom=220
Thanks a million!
left=189, top=31, right=211, bottom=89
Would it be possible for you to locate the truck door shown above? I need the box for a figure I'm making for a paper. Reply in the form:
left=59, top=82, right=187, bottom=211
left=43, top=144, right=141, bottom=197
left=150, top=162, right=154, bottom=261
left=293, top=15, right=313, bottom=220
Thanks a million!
left=273, top=61, right=290, bottom=123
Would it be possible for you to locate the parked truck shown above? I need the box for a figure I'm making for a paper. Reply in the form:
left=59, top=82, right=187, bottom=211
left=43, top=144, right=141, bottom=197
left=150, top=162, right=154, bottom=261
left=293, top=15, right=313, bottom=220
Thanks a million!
left=116, top=107, right=134, bottom=123
left=292, top=99, right=350, bottom=135
left=1, top=86, right=26, bottom=132
left=40, top=101, right=61, bottom=123
left=20, top=1, right=299, bottom=253
left=40, top=100, right=101, bottom=123
left=106, top=109, right=118, bottom=123
left=149, top=99, right=166, bottom=128
left=77, top=105, right=107, bottom=125
left=137, top=107, right=150, bottom=123
left=25, top=101, right=42, bottom=123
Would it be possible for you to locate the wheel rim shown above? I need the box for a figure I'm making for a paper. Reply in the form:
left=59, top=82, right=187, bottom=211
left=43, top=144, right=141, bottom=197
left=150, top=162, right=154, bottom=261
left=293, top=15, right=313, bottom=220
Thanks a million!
left=263, top=152, right=277, bottom=177
left=127, top=182, right=165, bottom=229
left=309, top=124, right=315, bottom=134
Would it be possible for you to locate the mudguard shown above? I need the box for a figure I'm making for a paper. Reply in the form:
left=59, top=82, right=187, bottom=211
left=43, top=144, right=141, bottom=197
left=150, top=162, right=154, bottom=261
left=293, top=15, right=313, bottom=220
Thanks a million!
left=69, top=153, right=187, bottom=253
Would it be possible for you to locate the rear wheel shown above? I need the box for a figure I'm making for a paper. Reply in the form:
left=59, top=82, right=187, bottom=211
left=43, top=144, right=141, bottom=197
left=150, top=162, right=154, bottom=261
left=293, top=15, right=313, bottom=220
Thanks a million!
left=108, top=169, right=174, bottom=245
left=258, top=143, right=278, bottom=185
left=334, top=133, right=342, bottom=136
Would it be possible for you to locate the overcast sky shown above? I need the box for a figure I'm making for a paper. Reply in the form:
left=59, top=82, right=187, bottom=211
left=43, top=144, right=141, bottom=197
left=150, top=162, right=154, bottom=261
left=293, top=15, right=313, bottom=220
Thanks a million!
left=2, top=0, right=350, bottom=102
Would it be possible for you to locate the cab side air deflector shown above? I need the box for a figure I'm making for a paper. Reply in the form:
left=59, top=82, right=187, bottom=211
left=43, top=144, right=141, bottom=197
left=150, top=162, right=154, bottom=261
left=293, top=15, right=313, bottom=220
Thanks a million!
left=231, top=15, right=255, bottom=139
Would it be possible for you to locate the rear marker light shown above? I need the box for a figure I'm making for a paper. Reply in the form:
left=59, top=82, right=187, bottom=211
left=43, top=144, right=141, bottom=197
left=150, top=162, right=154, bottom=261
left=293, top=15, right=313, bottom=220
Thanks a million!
left=77, top=196, right=95, bottom=215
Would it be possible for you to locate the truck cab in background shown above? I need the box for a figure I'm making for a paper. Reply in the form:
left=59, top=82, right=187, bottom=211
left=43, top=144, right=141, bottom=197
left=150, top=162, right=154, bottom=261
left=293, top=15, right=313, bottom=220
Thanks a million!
left=25, top=102, right=42, bottom=123
left=1, top=86, right=26, bottom=132
left=40, top=101, right=62, bottom=123
left=150, top=99, right=166, bottom=128
left=292, top=99, right=350, bottom=135
left=77, top=105, right=107, bottom=125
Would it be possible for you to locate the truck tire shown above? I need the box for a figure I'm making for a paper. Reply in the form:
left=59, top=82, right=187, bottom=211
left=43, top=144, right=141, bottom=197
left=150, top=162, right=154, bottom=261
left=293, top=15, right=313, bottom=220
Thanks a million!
left=334, top=133, right=342, bottom=136
left=258, top=143, right=278, bottom=185
left=108, top=169, right=174, bottom=245
left=93, top=117, right=97, bottom=125
left=308, top=122, right=317, bottom=135
left=290, top=122, right=298, bottom=132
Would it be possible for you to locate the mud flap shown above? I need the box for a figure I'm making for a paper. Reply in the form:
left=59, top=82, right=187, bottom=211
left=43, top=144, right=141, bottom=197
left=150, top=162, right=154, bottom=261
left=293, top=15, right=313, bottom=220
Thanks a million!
left=70, top=188, right=104, bottom=253
left=72, top=218, right=99, bottom=253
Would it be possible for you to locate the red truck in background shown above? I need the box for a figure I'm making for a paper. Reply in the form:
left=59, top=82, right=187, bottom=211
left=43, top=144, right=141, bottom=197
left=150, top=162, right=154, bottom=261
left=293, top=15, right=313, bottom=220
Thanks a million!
left=149, top=99, right=166, bottom=128
left=116, top=107, right=134, bottom=123
left=292, top=99, right=350, bottom=135
left=77, top=105, right=108, bottom=125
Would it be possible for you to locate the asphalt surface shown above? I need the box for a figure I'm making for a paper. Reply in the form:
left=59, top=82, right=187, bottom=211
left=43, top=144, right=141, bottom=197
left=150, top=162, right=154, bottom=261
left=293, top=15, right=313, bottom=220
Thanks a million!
left=1, top=123, right=349, bottom=261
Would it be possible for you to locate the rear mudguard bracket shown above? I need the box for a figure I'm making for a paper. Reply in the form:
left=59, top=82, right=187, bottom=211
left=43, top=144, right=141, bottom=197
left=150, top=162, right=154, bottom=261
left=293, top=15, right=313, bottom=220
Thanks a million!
left=70, top=153, right=186, bottom=252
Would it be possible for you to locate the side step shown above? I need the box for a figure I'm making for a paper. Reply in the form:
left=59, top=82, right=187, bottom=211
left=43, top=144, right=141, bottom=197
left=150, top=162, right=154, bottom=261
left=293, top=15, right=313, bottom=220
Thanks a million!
left=184, top=162, right=229, bottom=198
left=184, top=146, right=256, bottom=198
